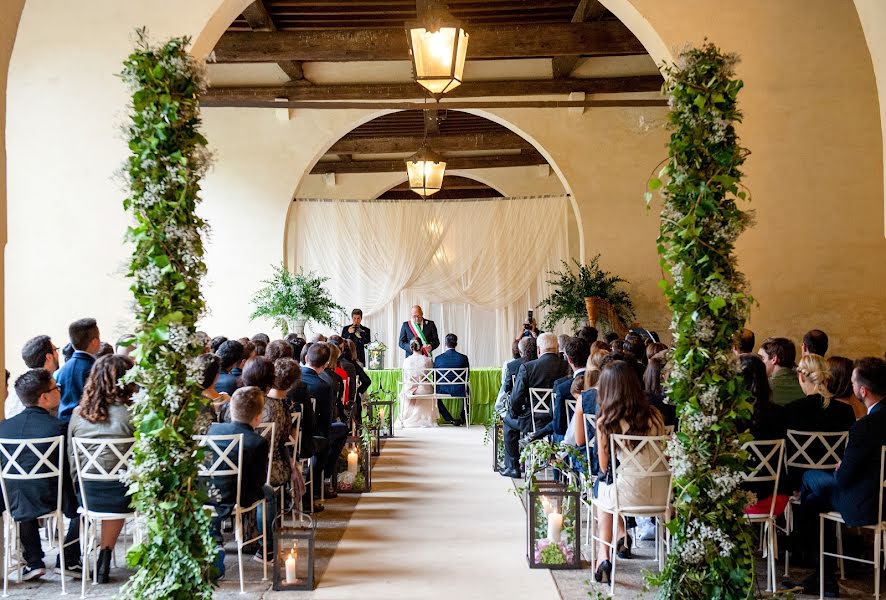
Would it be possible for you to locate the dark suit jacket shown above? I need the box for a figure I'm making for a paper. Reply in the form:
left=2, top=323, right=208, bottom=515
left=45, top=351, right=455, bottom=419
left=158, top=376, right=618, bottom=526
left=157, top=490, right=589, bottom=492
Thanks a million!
left=301, top=366, right=333, bottom=439
left=834, top=401, right=886, bottom=526
left=206, top=421, right=268, bottom=509
left=433, top=349, right=470, bottom=397
left=354, top=362, right=371, bottom=396
left=286, top=382, right=316, bottom=458
left=398, top=319, right=440, bottom=356
left=0, top=406, right=77, bottom=520
left=508, top=352, right=568, bottom=431
left=786, top=394, right=856, bottom=433
left=550, top=371, right=584, bottom=436
left=57, top=350, right=95, bottom=422
left=341, top=325, right=370, bottom=365
left=503, top=357, right=528, bottom=395
left=324, top=368, right=346, bottom=421
left=214, top=367, right=241, bottom=396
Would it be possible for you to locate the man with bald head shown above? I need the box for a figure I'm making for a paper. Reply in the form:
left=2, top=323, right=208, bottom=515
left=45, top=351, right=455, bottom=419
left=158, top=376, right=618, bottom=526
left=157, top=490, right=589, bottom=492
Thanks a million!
left=500, top=332, right=568, bottom=478
left=398, top=305, right=440, bottom=357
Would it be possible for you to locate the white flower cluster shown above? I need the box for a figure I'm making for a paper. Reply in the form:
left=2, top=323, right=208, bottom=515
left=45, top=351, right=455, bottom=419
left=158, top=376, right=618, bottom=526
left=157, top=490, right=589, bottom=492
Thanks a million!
left=678, top=521, right=734, bottom=564
left=661, top=202, right=686, bottom=226
left=711, top=117, right=729, bottom=144
left=697, top=385, right=720, bottom=411
left=137, top=263, right=163, bottom=288
left=667, top=436, right=697, bottom=479
left=670, top=261, right=685, bottom=288
left=706, top=279, right=732, bottom=301
left=693, top=317, right=715, bottom=342
left=167, top=323, right=193, bottom=354
left=683, top=411, right=718, bottom=434
left=709, top=467, right=743, bottom=500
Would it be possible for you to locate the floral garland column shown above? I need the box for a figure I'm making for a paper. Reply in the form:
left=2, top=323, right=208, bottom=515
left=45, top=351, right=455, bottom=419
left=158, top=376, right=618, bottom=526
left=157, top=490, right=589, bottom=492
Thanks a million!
left=647, top=43, right=757, bottom=598
left=118, top=31, right=216, bottom=599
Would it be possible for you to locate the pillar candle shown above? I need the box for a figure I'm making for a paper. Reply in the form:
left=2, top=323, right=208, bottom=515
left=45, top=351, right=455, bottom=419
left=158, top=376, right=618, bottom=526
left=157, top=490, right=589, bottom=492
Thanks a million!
left=547, top=512, right=563, bottom=542
left=347, top=449, right=359, bottom=474
left=285, top=549, right=297, bottom=583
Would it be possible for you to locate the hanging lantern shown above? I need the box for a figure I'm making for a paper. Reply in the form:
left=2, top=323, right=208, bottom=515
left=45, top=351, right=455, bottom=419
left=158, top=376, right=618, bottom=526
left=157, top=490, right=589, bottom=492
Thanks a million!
left=406, top=1, right=469, bottom=95
left=406, top=146, right=446, bottom=197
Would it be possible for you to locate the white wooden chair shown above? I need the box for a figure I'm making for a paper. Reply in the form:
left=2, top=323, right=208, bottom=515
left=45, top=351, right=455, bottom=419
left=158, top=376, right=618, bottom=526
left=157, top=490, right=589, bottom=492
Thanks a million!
left=590, top=433, right=672, bottom=596
left=71, top=437, right=139, bottom=598
left=528, top=388, right=553, bottom=435
left=819, top=445, right=886, bottom=600
left=433, top=367, right=471, bottom=428
left=784, top=429, right=849, bottom=577
left=397, top=369, right=471, bottom=426
left=0, top=435, right=68, bottom=596
left=742, top=439, right=785, bottom=592
left=581, top=413, right=597, bottom=548
left=196, top=434, right=268, bottom=593
left=565, top=397, right=577, bottom=426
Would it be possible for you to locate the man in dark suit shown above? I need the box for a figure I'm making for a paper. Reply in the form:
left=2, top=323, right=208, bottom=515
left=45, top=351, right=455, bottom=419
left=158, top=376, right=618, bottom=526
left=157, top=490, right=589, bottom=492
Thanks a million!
left=501, top=333, right=568, bottom=478
left=207, top=386, right=274, bottom=569
left=341, top=308, right=370, bottom=365
left=536, top=337, right=590, bottom=442
left=785, top=357, right=886, bottom=596
left=214, top=339, right=244, bottom=395
left=398, top=305, right=440, bottom=357
left=0, top=369, right=81, bottom=579
left=495, top=337, right=537, bottom=416
left=56, top=317, right=100, bottom=422
left=433, top=333, right=470, bottom=426
left=301, top=344, right=348, bottom=500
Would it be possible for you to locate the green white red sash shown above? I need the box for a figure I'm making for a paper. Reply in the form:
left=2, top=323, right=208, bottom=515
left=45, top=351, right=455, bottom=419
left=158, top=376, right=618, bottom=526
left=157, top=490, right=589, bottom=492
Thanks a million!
left=408, top=319, right=431, bottom=356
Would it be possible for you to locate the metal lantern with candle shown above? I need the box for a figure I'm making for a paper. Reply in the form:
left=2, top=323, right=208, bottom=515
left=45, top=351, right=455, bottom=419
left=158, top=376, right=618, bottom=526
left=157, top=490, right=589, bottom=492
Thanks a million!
left=492, top=414, right=505, bottom=473
left=405, top=146, right=446, bottom=198
left=272, top=515, right=315, bottom=591
left=406, top=0, right=469, bottom=96
left=526, top=479, right=581, bottom=569
left=366, top=389, right=396, bottom=439
left=336, top=435, right=372, bottom=493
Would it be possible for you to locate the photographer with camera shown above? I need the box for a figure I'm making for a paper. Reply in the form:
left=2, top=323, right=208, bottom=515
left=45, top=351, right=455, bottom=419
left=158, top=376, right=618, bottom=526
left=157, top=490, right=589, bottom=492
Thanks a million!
left=521, top=310, right=541, bottom=339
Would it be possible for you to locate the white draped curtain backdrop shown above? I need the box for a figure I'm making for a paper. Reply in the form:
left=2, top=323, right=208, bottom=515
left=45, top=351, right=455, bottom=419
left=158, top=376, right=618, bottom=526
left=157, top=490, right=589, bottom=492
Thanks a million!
left=290, top=195, right=572, bottom=367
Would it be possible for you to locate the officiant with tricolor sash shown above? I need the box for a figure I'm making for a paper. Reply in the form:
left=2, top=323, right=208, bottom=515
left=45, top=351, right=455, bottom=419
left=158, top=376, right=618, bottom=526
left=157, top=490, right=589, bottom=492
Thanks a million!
left=398, top=305, right=440, bottom=358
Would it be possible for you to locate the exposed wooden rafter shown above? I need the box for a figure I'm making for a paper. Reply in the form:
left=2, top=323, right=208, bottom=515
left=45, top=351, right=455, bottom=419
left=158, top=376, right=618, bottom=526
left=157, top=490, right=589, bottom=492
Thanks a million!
left=201, top=97, right=666, bottom=110
left=311, top=149, right=547, bottom=174
left=329, top=131, right=532, bottom=154
left=241, top=0, right=305, bottom=81
left=201, top=75, right=663, bottom=106
left=551, top=0, right=610, bottom=79
left=211, top=21, right=647, bottom=63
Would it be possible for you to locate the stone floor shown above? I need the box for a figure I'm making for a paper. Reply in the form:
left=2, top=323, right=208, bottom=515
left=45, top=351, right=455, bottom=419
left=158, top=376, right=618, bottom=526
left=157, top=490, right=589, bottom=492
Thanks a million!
left=1, top=427, right=879, bottom=599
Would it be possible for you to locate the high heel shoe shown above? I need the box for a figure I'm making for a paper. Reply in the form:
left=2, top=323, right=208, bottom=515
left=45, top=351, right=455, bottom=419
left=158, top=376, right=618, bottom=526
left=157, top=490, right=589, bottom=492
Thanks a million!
left=593, top=560, right=612, bottom=584
left=616, top=533, right=633, bottom=559
left=96, top=547, right=112, bottom=584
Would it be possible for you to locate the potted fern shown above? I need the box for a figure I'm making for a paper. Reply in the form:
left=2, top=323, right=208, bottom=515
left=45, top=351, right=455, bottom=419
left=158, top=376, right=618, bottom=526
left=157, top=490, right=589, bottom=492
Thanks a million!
left=250, top=263, right=343, bottom=336
left=537, top=255, right=635, bottom=332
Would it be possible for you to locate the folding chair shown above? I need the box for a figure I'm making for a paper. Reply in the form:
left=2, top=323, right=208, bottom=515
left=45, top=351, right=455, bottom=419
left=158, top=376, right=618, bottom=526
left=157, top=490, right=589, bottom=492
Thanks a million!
left=71, top=436, right=139, bottom=598
left=196, top=434, right=268, bottom=593
left=590, top=433, right=672, bottom=596
left=0, top=435, right=68, bottom=596
left=820, top=445, right=886, bottom=600
left=784, top=429, right=849, bottom=577
left=434, top=367, right=471, bottom=428
left=742, top=439, right=785, bottom=592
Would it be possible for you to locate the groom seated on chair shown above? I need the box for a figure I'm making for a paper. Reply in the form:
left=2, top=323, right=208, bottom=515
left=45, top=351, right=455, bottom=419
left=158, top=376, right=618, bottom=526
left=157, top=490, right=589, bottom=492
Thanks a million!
left=500, top=333, right=568, bottom=479
left=433, top=333, right=469, bottom=426
left=207, top=386, right=275, bottom=569
left=783, top=356, right=886, bottom=597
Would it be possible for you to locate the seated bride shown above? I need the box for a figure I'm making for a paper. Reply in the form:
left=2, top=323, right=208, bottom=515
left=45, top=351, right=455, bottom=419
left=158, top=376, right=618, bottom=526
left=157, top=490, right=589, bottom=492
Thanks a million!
left=398, top=338, right=439, bottom=428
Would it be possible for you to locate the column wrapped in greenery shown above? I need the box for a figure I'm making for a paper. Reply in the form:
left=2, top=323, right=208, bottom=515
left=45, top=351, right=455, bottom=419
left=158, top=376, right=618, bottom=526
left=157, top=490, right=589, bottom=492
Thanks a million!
left=646, top=43, right=756, bottom=598
left=119, top=30, right=215, bottom=599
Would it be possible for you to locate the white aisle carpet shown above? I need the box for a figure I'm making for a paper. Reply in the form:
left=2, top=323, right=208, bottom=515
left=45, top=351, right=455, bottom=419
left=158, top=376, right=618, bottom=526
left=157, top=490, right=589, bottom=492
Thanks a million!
left=305, top=426, right=558, bottom=600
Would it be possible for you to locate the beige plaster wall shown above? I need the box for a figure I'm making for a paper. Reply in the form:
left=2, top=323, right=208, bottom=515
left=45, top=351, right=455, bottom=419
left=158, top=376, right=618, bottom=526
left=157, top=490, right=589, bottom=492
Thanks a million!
left=4, top=0, right=885, bottom=371
left=854, top=0, right=886, bottom=235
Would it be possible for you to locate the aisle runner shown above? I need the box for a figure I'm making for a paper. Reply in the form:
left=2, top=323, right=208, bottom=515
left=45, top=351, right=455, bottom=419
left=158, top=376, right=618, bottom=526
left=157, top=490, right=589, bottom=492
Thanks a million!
left=308, top=427, right=558, bottom=600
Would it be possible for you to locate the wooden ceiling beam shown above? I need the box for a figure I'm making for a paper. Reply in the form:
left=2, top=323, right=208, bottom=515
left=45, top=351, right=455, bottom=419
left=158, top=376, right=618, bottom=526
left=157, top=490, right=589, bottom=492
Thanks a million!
left=241, top=0, right=305, bottom=81
left=211, top=20, right=647, bottom=63
left=551, top=0, right=610, bottom=79
left=329, top=131, right=532, bottom=154
left=202, top=75, right=662, bottom=105
left=311, top=151, right=547, bottom=174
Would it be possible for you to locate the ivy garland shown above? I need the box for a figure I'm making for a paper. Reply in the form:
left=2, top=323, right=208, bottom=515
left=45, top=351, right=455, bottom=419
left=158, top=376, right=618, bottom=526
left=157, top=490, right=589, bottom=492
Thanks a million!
left=646, top=43, right=757, bottom=599
left=118, top=30, right=216, bottom=599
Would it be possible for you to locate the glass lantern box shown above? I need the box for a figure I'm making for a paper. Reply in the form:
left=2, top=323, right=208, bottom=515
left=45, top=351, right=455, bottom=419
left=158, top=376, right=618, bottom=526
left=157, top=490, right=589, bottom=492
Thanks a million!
left=526, top=479, right=581, bottom=569
left=272, top=515, right=315, bottom=591
left=336, top=435, right=372, bottom=493
left=492, top=415, right=505, bottom=473
left=366, top=397, right=395, bottom=439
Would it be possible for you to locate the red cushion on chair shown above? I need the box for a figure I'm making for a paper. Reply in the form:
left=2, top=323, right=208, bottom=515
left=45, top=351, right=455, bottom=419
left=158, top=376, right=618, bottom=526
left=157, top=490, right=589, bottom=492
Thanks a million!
left=745, top=494, right=790, bottom=517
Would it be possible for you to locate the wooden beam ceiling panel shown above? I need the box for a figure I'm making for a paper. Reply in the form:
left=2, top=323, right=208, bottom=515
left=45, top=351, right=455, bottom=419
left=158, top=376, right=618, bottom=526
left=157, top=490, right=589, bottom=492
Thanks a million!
left=311, top=150, right=547, bottom=174
left=241, top=0, right=305, bottom=81
left=211, top=21, right=646, bottom=62
left=551, top=0, right=610, bottom=79
left=329, top=131, right=532, bottom=154
left=202, top=75, right=663, bottom=105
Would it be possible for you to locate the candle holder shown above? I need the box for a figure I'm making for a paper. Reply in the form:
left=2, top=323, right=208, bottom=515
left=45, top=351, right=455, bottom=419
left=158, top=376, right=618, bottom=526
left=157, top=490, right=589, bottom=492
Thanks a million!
left=272, top=514, right=316, bottom=591
left=492, top=415, right=505, bottom=473
left=366, top=396, right=395, bottom=439
left=336, top=435, right=372, bottom=493
left=525, top=479, right=581, bottom=569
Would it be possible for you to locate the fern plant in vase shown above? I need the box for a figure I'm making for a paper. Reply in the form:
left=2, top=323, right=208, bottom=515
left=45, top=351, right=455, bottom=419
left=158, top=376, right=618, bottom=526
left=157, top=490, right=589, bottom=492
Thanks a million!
left=250, top=263, right=343, bottom=336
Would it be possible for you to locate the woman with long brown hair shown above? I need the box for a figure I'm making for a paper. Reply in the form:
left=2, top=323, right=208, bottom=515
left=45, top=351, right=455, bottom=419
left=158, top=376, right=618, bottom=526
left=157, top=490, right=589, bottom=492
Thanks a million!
left=592, top=360, right=667, bottom=583
left=67, top=354, right=136, bottom=583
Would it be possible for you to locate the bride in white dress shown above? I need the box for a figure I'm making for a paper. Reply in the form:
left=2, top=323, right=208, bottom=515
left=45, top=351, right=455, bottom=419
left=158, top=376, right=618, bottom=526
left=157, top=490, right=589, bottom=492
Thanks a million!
left=398, top=338, right=439, bottom=428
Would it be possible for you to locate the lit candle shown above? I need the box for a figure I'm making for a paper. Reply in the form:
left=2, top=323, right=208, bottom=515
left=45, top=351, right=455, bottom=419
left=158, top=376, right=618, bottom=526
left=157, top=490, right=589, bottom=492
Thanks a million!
left=540, top=495, right=553, bottom=515
left=285, top=548, right=297, bottom=583
left=347, top=449, right=359, bottom=474
left=547, top=512, right=563, bottom=542
left=378, top=408, right=384, bottom=420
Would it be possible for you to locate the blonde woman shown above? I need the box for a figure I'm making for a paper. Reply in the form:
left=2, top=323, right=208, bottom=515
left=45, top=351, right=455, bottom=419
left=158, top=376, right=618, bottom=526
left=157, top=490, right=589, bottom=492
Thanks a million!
left=786, top=354, right=855, bottom=433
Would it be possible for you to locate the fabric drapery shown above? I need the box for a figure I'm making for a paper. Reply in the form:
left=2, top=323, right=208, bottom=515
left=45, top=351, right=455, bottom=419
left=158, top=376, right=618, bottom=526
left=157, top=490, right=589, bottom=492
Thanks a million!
left=290, top=195, right=571, bottom=367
